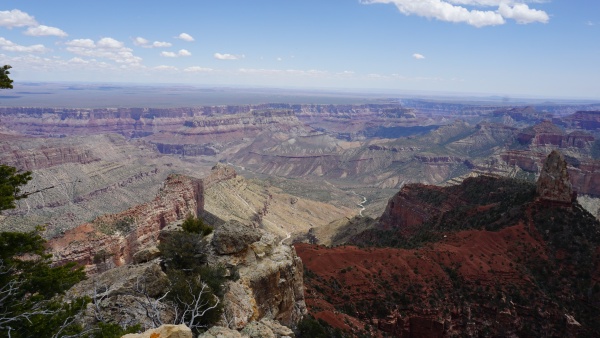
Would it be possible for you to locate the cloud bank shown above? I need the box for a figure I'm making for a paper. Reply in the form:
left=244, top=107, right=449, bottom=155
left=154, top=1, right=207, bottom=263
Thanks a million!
left=0, top=37, right=47, bottom=53
left=361, top=0, right=549, bottom=27
left=65, top=37, right=142, bottom=65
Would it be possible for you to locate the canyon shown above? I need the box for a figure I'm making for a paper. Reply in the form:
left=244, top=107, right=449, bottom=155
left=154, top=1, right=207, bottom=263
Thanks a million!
left=2, top=97, right=600, bottom=336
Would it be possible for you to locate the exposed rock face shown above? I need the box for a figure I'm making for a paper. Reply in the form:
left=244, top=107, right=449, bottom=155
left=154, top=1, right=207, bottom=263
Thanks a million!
left=208, top=224, right=306, bottom=330
left=122, top=324, right=192, bottom=338
left=47, top=174, right=203, bottom=272
left=67, top=262, right=172, bottom=329
left=516, top=120, right=594, bottom=149
left=379, top=184, right=450, bottom=231
left=536, top=150, right=574, bottom=203
left=0, top=133, right=100, bottom=170
left=198, top=326, right=244, bottom=338
left=212, top=220, right=263, bottom=255
left=558, top=110, right=600, bottom=131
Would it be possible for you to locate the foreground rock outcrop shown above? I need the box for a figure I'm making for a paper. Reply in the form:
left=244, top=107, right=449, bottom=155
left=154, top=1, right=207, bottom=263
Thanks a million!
left=122, top=324, right=192, bottom=338
left=208, top=220, right=306, bottom=330
left=65, top=218, right=305, bottom=336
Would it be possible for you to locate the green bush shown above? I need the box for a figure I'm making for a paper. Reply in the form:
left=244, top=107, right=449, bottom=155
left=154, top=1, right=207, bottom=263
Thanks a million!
left=0, top=230, right=87, bottom=338
left=182, top=214, right=213, bottom=236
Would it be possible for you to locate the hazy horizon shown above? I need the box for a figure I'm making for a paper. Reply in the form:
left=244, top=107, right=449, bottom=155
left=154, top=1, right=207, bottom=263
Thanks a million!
left=1, top=82, right=599, bottom=108
left=0, top=1, right=598, bottom=100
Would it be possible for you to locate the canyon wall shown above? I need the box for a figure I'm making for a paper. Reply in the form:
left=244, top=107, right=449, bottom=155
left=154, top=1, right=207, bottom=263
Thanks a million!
left=47, top=174, right=203, bottom=272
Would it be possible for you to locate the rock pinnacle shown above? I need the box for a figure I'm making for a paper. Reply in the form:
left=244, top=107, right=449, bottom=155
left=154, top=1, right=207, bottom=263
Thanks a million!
left=536, top=150, right=574, bottom=203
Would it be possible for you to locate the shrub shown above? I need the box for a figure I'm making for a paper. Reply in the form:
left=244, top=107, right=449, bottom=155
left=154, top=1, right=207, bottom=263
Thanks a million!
left=181, top=214, right=213, bottom=236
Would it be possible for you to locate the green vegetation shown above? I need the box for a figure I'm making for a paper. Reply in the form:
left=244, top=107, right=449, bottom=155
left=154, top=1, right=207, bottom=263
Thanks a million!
left=0, top=164, right=32, bottom=212
left=0, top=229, right=87, bottom=337
left=296, top=315, right=346, bottom=338
left=0, top=65, right=13, bottom=89
left=182, top=214, right=213, bottom=236
left=158, top=217, right=224, bottom=333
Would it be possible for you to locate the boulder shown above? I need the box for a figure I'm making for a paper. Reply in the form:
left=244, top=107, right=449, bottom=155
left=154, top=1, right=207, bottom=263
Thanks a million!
left=212, top=220, right=262, bottom=255
left=240, top=320, right=275, bottom=338
left=133, top=246, right=161, bottom=264
left=197, top=326, right=244, bottom=338
left=122, top=324, right=192, bottom=338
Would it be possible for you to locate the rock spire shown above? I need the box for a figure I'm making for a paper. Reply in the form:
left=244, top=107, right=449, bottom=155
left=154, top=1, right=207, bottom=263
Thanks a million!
left=536, top=150, right=574, bottom=203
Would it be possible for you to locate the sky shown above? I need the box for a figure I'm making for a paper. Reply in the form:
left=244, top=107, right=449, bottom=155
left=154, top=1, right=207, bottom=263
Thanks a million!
left=0, top=1, right=598, bottom=99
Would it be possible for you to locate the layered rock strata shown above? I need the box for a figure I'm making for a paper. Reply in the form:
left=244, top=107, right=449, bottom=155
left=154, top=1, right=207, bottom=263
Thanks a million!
left=47, top=174, right=203, bottom=272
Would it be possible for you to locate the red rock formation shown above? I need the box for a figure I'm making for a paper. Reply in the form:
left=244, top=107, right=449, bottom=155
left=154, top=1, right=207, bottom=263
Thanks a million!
left=379, top=184, right=444, bottom=231
left=47, top=174, right=203, bottom=272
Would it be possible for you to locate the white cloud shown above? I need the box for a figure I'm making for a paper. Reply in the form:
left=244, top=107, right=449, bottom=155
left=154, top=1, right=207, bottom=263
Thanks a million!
left=97, top=37, right=124, bottom=49
left=161, top=51, right=177, bottom=57
left=361, top=0, right=549, bottom=27
left=0, top=37, right=47, bottom=53
left=154, top=65, right=178, bottom=71
left=153, top=41, right=172, bottom=48
left=497, top=3, right=549, bottom=24
left=134, top=37, right=172, bottom=48
left=24, top=25, right=68, bottom=37
left=214, top=53, right=244, bottom=60
left=586, top=21, right=595, bottom=26
left=0, top=9, right=37, bottom=28
left=65, top=39, right=95, bottom=48
left=177, top=33, right=195, bottom=42
left=65, top=37, right=142, bottom=65
left=68, top=57, right=89, bottom=64
left=413, top=53, right=425, bottom=59
left=133, top=37, right=149, bottom=46
left=178, top=49, right=191, bottom=56
left=184, top=66, right=213, bottom=72
left=277, top=57, right=282, bottom=61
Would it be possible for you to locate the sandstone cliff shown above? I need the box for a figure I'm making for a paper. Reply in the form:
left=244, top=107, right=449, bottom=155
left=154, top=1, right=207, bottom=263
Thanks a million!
left=48, top=174, right=203, bottom=272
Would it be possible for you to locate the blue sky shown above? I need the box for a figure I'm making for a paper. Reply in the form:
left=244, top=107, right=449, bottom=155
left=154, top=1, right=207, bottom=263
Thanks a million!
left=0, top=1, right=598, bottom=99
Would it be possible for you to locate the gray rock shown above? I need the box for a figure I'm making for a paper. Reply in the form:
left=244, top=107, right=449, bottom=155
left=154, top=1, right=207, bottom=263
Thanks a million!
left=122, top=324, right=192, bottom=338
left=67, top=262, right=173, bottom=329
left=132, top=245, right=161, bottom=264
left=212, top=220, right=262, bottom=255
left=259, top=318, right=295, bottom=338
left=198, top=326, right=245, bottom=338
left=536, top=150, right=574, bottom=203
left=240, top=320, right=275, bottom=338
